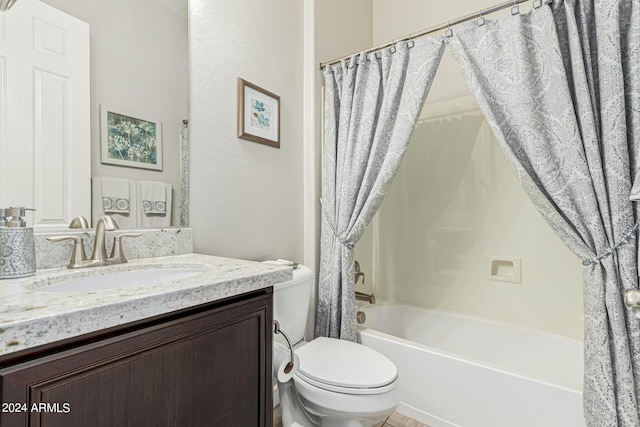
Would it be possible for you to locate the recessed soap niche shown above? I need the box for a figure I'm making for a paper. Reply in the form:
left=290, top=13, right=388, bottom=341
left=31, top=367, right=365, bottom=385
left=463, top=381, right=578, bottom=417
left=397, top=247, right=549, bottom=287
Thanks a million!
left=485, top=256, right=522, bottom=284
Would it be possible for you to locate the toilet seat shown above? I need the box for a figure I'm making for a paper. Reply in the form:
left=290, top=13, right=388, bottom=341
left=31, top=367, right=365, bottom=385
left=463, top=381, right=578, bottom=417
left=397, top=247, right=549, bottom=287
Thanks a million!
left=294, top=371, right=397, bottom=395
left=294, top=337, right=397, bottom=395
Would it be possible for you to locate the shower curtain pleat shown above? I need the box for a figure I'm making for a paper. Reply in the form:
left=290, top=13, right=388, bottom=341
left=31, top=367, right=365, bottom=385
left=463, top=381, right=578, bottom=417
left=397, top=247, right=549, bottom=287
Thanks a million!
left=447, top=1, right=640, bottom=425
left=316, top=38, right=445, bottom=341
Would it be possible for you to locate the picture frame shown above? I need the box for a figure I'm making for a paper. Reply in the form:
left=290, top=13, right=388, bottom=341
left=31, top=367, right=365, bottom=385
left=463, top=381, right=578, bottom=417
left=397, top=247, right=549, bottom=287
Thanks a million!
left=100, top=105, right=163, bottom=171
left=237, top=78, right=280, bottom=148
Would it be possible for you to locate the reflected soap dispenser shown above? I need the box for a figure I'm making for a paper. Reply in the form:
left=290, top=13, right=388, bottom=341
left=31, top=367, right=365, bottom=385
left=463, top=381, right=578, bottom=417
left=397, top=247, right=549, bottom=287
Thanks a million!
left=0, top=207, right=36, bottom=279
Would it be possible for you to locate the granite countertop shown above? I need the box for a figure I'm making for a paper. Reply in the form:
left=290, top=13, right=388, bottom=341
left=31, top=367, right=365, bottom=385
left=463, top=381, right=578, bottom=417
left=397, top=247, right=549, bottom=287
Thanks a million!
left=0, top=253, right=292, bottom=356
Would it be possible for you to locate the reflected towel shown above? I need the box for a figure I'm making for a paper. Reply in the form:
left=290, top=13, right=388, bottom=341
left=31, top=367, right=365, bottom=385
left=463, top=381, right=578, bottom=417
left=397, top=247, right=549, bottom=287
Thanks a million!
left=101, top=177, right=130, bottom=214
left=140, top=181, right=167, bottom=215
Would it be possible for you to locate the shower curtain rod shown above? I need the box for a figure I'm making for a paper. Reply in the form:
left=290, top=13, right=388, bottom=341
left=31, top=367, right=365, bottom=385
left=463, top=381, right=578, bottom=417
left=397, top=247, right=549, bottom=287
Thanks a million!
left=319, top=0, right=542, bottom=70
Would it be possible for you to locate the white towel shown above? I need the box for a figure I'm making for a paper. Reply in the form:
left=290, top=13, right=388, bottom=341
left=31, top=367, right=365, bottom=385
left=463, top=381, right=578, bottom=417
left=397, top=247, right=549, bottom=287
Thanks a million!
left=140, top=181, right=167, bottom=215
left=101, top=177, right=130, bottom=214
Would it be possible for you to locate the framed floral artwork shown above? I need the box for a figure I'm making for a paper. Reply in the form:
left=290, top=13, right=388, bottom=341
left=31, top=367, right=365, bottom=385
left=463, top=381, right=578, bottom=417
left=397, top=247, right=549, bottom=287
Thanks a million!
left=100, top=105, right=163, bottom=171
left=237, top=78, right=280, bottom=148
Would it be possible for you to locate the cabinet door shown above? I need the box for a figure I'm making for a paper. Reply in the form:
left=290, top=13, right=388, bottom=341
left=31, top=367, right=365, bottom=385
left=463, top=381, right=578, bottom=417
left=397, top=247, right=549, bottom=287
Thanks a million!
left=0, top=293, right=273, bottom=427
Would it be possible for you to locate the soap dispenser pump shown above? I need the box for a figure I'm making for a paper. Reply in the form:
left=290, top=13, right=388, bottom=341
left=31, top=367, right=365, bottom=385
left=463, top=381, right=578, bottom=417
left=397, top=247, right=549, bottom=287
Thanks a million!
left=0, top=206, right=36, bottom=279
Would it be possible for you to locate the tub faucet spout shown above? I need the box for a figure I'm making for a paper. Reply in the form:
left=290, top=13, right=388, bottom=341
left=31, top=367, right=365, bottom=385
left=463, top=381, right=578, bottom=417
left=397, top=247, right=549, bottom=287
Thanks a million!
left=355, top=291, right=375, bottom=304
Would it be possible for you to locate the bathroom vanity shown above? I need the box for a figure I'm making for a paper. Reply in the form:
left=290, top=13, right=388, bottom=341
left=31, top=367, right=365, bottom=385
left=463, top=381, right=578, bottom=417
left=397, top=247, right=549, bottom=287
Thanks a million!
left=0, top=253, right=291, bottom=426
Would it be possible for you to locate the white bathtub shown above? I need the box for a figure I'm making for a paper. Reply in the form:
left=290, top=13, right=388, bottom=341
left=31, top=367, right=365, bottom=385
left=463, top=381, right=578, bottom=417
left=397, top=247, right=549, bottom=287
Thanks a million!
left=356, top=302, right=585, bottom=427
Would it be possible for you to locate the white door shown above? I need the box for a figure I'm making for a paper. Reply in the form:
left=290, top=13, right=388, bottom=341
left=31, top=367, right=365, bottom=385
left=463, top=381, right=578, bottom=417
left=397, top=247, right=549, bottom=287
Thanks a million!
left=0, top=0, right=89, bottom=228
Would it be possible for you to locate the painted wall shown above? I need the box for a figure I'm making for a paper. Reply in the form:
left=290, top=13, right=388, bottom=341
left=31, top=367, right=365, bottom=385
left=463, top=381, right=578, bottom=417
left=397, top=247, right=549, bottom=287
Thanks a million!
left=189, top=0, right=304, bottom=261
left=315, top=0, right=373, bottom=65
left=353, top=0, right=584, bottom=339
left=41, top=0, right=188, bottom=227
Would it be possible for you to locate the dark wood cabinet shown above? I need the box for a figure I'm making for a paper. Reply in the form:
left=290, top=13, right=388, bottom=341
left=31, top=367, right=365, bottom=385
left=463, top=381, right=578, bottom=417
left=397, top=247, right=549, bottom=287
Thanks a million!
left=0, top=289, right=273, bottom=427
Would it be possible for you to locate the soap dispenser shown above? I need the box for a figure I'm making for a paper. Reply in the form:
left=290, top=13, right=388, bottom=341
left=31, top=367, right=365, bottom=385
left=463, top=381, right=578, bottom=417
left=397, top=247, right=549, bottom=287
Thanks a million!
left=0, top=207, right=36, bottom=279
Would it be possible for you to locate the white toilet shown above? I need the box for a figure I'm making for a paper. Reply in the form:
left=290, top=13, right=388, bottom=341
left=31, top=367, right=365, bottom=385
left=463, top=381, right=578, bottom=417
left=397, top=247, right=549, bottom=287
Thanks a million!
left=272, top=265, right=398, bottom=427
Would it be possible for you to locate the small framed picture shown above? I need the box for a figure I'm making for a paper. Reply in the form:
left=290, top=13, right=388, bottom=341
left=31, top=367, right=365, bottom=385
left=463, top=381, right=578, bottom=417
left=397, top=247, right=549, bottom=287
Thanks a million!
left=237, top=78, right=280, bottom=148
left=100, top=105, right=163, bottom=171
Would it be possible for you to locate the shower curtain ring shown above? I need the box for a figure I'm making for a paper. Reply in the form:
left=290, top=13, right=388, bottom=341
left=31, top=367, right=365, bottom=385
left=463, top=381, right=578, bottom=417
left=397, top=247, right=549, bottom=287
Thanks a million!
left=445, top=21, right=453, bottom=38
left=477, top=10, right=485, bottom=26
left=511, top=0, right=520, bottom=15
left=407, top=33, right=415, bottom=49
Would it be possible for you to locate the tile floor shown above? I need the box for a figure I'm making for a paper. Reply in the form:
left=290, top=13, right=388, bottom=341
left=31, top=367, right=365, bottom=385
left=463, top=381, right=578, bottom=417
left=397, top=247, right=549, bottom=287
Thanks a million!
left=377, top=412, right=430, bottom=427
left=273, top=406, right=430, bottom=427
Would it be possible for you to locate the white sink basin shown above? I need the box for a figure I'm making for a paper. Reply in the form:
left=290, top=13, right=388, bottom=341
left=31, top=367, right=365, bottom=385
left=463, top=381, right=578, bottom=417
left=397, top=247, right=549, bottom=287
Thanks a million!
left=41, top=268, right=205, bottom=292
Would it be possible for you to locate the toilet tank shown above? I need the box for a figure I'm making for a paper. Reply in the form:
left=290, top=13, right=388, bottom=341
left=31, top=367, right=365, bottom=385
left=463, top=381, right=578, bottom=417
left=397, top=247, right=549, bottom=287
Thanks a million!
left=273, top=265, right=313, bottom=345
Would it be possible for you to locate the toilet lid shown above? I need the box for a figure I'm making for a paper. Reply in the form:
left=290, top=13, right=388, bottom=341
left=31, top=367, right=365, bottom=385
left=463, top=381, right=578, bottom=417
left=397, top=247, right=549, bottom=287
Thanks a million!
left=295, top=337, right=397, bottom=390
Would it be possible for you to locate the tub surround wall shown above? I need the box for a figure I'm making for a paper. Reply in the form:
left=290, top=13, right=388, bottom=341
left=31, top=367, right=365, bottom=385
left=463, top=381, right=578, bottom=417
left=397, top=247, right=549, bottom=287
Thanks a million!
left=356, top=104, right=584, bottom=338
left=353, top=1, right=584, bottom=339
left=35, top=228, right=193, bottom=270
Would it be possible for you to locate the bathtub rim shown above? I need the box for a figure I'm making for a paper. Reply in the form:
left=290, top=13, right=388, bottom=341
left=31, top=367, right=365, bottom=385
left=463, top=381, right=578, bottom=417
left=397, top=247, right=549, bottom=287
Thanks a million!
left=357, top=299, right=583, bottom=344
left=356, top=300, right=584, bottom=394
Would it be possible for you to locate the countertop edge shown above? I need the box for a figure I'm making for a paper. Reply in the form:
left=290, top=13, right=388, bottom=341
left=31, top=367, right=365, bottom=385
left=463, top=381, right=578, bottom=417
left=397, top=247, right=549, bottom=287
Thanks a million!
left=0, top=254, right=293, bottom=356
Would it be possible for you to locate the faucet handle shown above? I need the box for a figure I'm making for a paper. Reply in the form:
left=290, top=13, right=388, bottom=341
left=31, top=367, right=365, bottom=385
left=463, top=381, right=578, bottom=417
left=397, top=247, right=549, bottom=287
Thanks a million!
left=47, top=235, right=88, bottom=269
left=354, top=260, right=365, bottom=285
left=109, top=233, right=142, bottom=263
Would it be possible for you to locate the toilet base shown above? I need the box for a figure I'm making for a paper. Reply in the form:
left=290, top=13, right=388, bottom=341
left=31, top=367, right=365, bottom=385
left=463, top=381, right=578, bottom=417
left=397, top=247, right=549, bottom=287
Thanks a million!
left=318, top=418, right=381, bottom=427
left=277, top=378, right=397, bottom=427
left=279, top=380, right=319, bottom=427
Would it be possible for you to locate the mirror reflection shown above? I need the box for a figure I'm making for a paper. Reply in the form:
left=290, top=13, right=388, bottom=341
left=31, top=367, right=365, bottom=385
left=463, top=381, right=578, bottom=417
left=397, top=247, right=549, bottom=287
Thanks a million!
left=0, top=0, right=188, bottom=228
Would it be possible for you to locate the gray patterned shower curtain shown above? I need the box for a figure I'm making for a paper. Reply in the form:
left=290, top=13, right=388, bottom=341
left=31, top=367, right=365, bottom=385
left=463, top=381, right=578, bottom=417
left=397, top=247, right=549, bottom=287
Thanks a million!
left=447, top=1, right=640, bottom=425
left=315, top=38, right=445, bottom=340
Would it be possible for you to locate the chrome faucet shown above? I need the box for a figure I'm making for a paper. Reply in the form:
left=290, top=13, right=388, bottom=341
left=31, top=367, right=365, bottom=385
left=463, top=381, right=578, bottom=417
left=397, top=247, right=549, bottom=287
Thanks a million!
left=47, top=215, right=141, bottom=269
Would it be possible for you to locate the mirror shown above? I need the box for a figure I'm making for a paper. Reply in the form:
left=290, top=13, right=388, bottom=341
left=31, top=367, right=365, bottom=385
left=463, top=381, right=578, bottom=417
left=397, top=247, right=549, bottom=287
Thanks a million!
left=2, top=0, right=188, bottom=228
